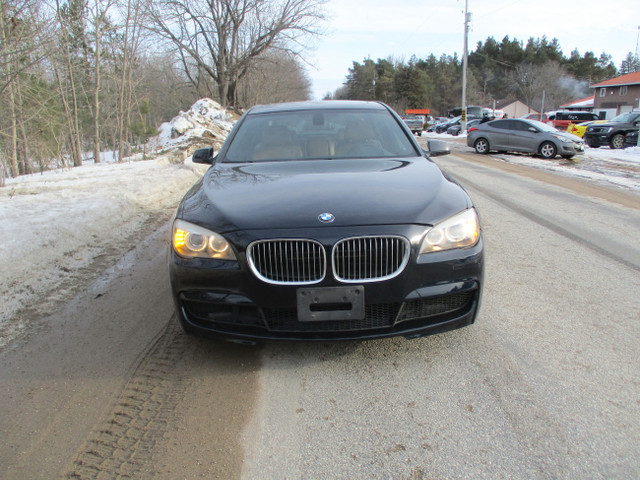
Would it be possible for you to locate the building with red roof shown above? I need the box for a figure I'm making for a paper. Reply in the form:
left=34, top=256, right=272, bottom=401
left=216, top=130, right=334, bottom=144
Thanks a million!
left=590, top=71, right=640, bottom=119
left=559, top=96, right=594, bottom=111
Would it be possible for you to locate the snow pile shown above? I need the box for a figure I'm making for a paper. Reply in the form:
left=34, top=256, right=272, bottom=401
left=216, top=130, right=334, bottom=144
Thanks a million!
left=0, top=98, right=236, bottom=347
left=148, top=98, right=235, bottom=160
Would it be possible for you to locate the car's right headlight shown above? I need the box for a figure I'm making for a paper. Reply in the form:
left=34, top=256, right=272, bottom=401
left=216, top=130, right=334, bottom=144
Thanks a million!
left=172, top=219, right=236, bottom=260
left=419, top=208, right=480, bottom=254
left=553, top=135, right=573, bottom=143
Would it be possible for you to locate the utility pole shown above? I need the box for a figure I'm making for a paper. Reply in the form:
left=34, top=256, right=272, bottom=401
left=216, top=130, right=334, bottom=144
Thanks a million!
left=635, top=25, right=639, bottom=63
left=461, top=0, right=470, bottom=132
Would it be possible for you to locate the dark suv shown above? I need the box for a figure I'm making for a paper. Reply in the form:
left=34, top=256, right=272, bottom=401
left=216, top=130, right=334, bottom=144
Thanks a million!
left=583, top=111, right=640, bottom=149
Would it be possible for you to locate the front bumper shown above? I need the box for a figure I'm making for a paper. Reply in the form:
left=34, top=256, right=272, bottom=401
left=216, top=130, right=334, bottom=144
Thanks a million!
left=583, top=132, right=610, bottom=147
left=558, top=142, right=584, bottom=155
left=169, top=234, right=484, bottom=342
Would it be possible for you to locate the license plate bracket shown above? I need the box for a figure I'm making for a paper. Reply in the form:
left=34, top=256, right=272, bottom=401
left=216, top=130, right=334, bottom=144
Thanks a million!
left=297, top=286, right=365, bottom=322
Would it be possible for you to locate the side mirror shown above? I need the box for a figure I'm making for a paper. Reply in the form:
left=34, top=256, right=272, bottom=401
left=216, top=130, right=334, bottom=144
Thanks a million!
left=192, top=147, right=215, bottom=164
left=426, top=139, right=451, bottom=157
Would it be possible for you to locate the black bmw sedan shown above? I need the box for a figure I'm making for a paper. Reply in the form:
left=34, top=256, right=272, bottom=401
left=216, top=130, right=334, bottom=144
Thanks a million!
left=169, top=100, right=484, bottom=342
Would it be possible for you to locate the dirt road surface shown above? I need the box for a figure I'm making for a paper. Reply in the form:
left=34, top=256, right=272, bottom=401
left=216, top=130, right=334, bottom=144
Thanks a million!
left=0, top=224, right=261, bottom=479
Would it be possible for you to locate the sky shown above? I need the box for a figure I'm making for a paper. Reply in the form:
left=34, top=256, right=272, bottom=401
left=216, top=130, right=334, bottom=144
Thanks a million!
left=307, top=0, right=640, bottom=100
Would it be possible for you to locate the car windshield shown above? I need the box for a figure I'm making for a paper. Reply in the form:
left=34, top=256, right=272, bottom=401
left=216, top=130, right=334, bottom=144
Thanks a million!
left=526, top=120, right=558, bottom=132
left=223, top=109, right=418, bottom=162
left=610, top=112, right=637, bottom=123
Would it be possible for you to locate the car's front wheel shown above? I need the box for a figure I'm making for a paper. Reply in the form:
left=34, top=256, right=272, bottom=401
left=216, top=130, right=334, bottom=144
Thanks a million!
left=609, top=133, right=625, bottom=149
left=474, top=138, right=490, bottom=154
left=539, top=141, right=557, bottom=159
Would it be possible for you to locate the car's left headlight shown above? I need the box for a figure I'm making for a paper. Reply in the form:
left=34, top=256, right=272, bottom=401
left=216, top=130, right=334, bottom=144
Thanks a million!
left=172, top=219, right=236, bottom=260
left=420, top=208, right=480, bottom=254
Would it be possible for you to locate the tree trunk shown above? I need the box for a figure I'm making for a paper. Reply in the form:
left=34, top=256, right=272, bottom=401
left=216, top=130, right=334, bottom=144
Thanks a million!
left=8, top=81, right=20, bottom=177
left=0, top=10, right=19, bottom=177
left=15, top=79, right=31, bottom=175
left=117, top=14, right=130, bottom=163
left=93, top=23, right=101, bottom=164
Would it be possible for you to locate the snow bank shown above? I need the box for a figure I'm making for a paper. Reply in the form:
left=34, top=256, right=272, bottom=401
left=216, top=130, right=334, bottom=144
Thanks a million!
left=148, top=98, right=235, bottom=160
left=0, top=99, right=234, bottom=348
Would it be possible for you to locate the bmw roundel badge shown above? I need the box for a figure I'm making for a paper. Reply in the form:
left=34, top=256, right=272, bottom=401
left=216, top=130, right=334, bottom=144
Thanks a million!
left=318, top=212, right=335, bottom=223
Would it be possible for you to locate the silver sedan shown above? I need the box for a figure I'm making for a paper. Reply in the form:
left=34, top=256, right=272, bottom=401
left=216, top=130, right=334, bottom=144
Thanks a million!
left=466, top=118, right=585, bottom=160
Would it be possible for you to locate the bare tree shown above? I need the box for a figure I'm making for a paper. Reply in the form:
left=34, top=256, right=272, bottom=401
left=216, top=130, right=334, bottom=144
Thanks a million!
left=53, top=0, right=90, bottom=167
left=87, top=0, right=118, bottom=163
left=505, top=63, right=549, bottom=110
left=237, top=49, right=310, bottom=105
left=112, top=0, right=152, bottom=161
left=0, top=0, right=56, bottom=177
left=147, top=0, right=326, bottom=107
left=0, top=0, right=54, bottom=94
left=505, top=61, right=587, bottom=111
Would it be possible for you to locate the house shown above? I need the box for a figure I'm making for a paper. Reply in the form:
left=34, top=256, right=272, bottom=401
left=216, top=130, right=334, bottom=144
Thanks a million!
left=590, top=71, right=640, bottom=119
left=488, top=99, right=537, bottom=118
left=559, top=96, right=594, bottom=111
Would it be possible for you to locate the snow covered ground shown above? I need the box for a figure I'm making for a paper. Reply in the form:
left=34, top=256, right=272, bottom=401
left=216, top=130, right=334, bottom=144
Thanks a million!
left=1, top=102, right=638, bottom=347
left=0, top=99, right=231, bottom=347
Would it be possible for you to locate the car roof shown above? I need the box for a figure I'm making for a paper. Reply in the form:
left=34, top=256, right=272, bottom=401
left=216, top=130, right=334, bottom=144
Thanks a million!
left=246, top=100, right=389, bottom=115
left=487, top=118, right=535, bottom=126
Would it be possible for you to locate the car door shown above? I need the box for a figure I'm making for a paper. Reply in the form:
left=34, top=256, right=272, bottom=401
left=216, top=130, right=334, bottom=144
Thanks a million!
left=485, top=120, right=514, bottom=150
left=507, top=120, right=539, bottom=153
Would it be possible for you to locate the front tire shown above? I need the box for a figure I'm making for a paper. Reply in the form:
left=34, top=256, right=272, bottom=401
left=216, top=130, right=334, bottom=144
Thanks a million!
left=609, top=133, right=625, bottom=149
left=539, top=141, right=557, bottom=159
left=474, top=138, right=490, bottom=154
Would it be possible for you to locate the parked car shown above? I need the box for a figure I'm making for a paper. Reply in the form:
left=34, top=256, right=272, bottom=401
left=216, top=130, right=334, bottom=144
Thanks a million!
left=402, top=115, right=425, bottom=134
left=546, top=111, right=600, bottom=131
left=521, top=113, right=548, bottom=122
left=170, top=100, right=484, bottom=342
left=566, top=120, right=606, bottom=137
left=483, top=109, right=505, bottom=119
left=426, top=118, right=449, bottom=132
left=435, top=116, right=461, bottom=133
left=624, top=129, right=638, bottom=147
left=467, top=118, right=585, bottom=159
left=583, top=111, right=640, bottom=149
left=446, top=119, right=480, bottom=136
left=448, top=106, right=484, bottom=119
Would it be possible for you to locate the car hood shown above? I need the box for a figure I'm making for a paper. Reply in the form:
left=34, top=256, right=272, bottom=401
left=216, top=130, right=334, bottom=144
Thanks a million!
left=178, top=157, right=470, bottom=232
left=554, top=131, right=583, bottom=142
left=587, top=121, right=636, bottom=129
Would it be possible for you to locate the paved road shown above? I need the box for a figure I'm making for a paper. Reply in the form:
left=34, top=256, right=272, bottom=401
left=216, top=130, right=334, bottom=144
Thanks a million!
left=1, top=151, right=639, bottom=479
left=241, top=152, right=640, bottom=479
